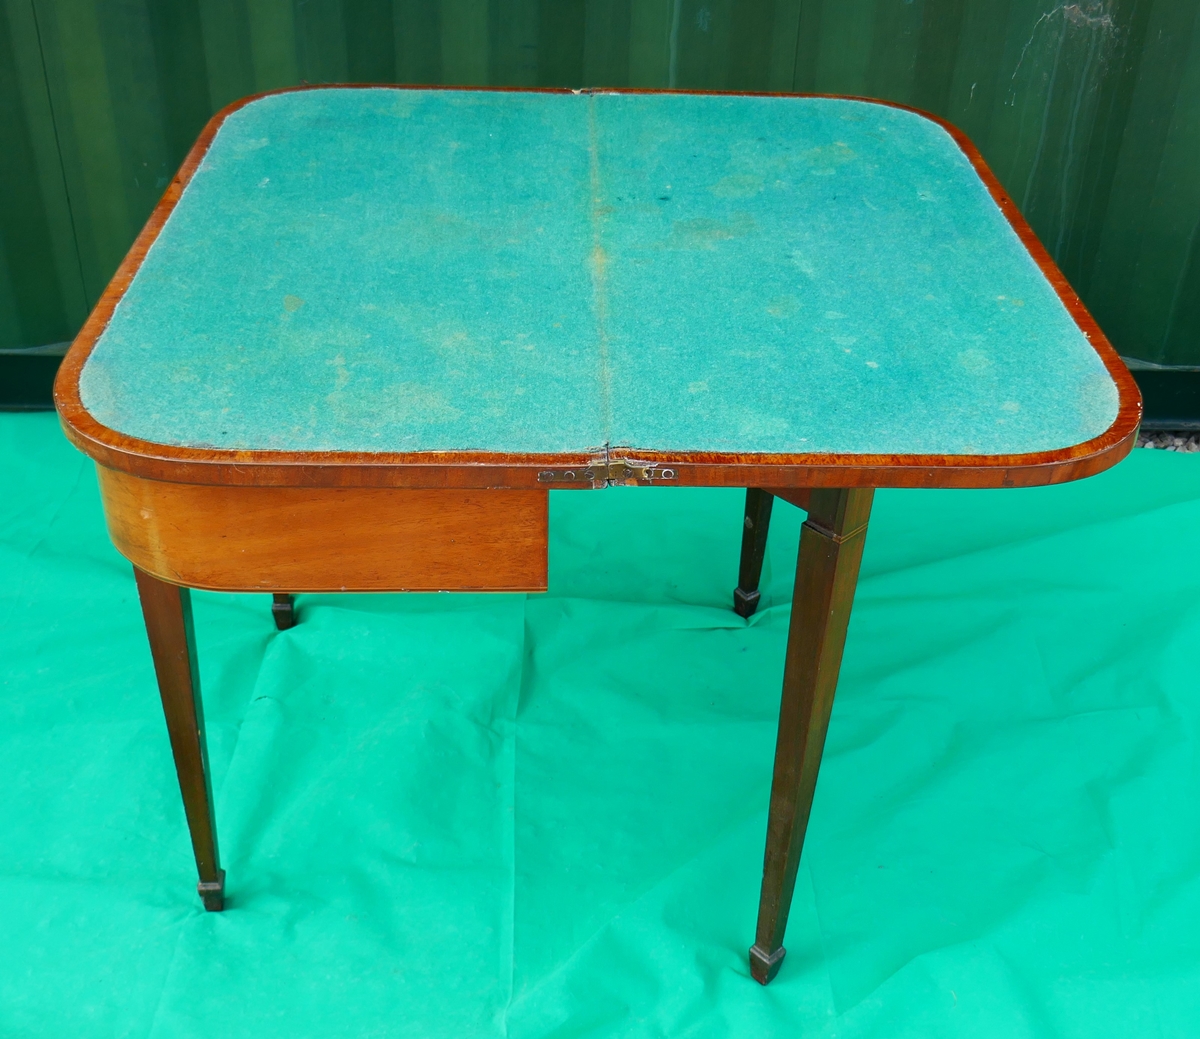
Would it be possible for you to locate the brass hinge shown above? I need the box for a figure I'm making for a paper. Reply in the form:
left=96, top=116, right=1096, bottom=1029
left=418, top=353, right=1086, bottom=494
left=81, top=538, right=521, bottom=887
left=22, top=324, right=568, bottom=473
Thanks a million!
left=537, top=459, right=680, bottom=486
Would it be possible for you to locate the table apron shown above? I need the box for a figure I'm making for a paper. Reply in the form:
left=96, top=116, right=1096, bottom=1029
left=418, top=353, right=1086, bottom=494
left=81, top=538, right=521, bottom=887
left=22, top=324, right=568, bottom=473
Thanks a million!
left=95, top=466, right=549, bottom=592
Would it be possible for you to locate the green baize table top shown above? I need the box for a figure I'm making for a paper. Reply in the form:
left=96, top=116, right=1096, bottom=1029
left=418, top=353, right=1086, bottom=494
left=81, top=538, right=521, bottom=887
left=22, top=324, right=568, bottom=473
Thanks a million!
left=79, top=87, right=1120, bottom=459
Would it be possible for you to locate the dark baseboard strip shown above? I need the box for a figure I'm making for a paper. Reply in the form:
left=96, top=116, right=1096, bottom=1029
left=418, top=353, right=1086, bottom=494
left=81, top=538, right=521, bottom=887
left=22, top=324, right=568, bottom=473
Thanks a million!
left=0, top=351, right=66, bottom=411
left=1129, top=368, right=1200, bottom=431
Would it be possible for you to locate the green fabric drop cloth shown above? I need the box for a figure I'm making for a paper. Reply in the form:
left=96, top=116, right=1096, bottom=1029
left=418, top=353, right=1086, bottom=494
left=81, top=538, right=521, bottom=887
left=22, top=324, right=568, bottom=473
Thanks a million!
left=3, top=410, right=1199, bottom=1037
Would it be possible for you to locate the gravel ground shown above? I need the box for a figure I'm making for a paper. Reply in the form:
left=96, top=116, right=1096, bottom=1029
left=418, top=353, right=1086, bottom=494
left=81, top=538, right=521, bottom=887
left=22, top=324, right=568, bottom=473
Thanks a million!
left=1137, top=431, right=1200, bottom=452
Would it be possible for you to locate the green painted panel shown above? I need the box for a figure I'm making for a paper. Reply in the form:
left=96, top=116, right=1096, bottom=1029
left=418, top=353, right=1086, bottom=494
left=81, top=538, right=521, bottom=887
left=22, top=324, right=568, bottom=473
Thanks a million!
left=344, top=0, right=395, bottom=82
left=442, top=0, right=490, bottom=84
left=1091, top=1, right=1200, bottom=365
left=583, top=0, right=631, bottom=87
left=0, top=0, right=86, bottom=349
left=536, top=0, right=586, bottom=86
left=31, top=0, right=134, bottom=304
left=628, top=0, right=672, bottom=87
left=0, top=5, right=67, bottom=346
left=394, top=0, right=441, bottom=83
left=2, top=0, right=1200, bottom=365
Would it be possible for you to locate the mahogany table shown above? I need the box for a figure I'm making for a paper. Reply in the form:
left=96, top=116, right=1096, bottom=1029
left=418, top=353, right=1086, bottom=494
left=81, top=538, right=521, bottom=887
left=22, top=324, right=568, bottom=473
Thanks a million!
left=55, top=85, right=1139, bottom=985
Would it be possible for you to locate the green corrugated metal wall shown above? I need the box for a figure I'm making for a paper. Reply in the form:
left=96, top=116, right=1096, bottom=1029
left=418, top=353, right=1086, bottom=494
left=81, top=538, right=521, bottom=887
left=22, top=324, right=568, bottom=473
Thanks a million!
left=2, top=0, right=1198, bottom=364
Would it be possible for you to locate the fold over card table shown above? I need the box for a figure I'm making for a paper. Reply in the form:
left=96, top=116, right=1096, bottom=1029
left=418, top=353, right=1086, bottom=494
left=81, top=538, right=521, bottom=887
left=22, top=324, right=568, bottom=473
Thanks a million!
left=55, top=86, right=1139, bottom=985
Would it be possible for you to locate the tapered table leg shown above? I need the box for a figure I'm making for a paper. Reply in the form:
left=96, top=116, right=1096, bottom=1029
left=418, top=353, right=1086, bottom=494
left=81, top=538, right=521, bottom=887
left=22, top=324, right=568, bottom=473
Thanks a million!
left=133, top=567, right=225, bottom=911
left=734, top=489, right=775, bottom=617
left=272, top=593, right=297, bottom=630
left=749, top=487, right=873, bottom=984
